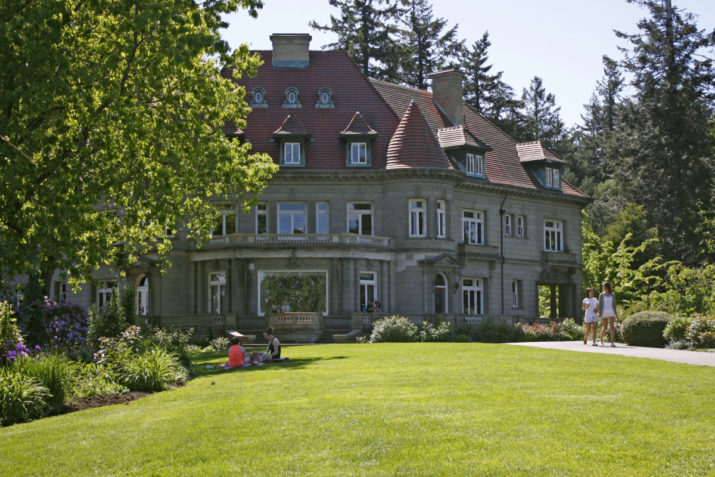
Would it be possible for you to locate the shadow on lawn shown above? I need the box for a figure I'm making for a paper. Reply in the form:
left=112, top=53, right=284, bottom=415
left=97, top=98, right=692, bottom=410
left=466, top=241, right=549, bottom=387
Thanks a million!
left=190, top=355, right=347, bottom=378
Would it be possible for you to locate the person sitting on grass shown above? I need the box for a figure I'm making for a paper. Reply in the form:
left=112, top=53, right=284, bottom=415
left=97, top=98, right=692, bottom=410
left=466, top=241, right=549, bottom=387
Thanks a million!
left=264, top=326, right=281, bottom=360
left=215, top=333, right=245, bottom=369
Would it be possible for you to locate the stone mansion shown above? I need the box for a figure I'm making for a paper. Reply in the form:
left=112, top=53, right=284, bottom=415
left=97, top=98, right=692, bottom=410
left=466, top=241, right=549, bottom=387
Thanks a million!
left=49, top=34, right=589, bottom=339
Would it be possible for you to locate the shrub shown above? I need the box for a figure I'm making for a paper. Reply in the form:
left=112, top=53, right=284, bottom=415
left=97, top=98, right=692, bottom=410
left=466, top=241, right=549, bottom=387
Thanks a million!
left=472, top=317, right=517, bottom=343
left=117, top=348, right=187, bottom=392
left=517, top=321, right=571, bottom=342
left=663, top=315, right=692, bottom=342
left=88, top=288, right=135, bottom=344
left=369, top=316, right=418, bottom=343
left=43, top=299, right=90, bottom=351
left=0, top=367, right=50, bottom=426
left=70, top=363, right=127, bottom=399
left=14, top=354, right=76, bottom=412
left=1, top=302, right=25, bottom=365
left=686, top=315, right=715, bottom=348
left=142, top=327, right=193, bottom=369
left=419, top=321, right=451, bottom=342
left=559, top=318, right=585, bottom=341
left=620, top=311, right=673, bottom=347
left=208, top=336, right=230, bottom=352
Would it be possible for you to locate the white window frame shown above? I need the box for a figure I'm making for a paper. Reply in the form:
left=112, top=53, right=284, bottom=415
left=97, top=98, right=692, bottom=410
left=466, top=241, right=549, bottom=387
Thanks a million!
left=97, top=280, right=118, bottom=311
left=545, top=166, right=561, bottom=189
left=209, top=272, right=226, bottom=315
left=462, top=209, right=485, bottom=245
left=512, top=280, right=521, bottom=309
left=544, top=219, right=563, bottom=252
left=278, top=203, right=307, bottom=234
left=53, top=281, right=68, bottom=303
left=255, top=203, right=268, bottom=234
left=465, top=153, right=484, bottom=177
left=316, top=202, right=329, bottom=234
left=212, top=207, right=236, bottom=237
left=257, top=270, right=329, bottom=317
left=517, top=215, right=525, bottom=238
left=436, top=200, right=446, bottom=239
left=284, top=142, right=301, bottom=165
left=463, top=278, right=484, bottom=315
left=350, top=142, right=367, bottom=165
left=347, top=202, right=373, bottom=235
left=408, top=199, right=426, bottom=238
left=359, top=272, right=377, bottom=312
left=434, top=273, right=448, bottom=314
left=504, top=213, right=513, bottom=237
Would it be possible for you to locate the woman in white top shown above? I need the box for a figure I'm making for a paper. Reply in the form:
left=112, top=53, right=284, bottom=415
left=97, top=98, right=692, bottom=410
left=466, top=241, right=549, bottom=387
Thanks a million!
left=598, top=282, right=618, bottom=347
left=582, top=288, right=599, bottom=346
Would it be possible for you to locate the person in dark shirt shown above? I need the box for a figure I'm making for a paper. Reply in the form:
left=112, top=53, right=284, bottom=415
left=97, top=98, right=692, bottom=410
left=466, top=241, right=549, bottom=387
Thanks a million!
left=264, top=326, right=281, bottom=360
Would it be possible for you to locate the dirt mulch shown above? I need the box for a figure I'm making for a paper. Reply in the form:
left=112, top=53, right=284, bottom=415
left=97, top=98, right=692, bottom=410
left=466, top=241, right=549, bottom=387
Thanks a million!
left=64, top=392, right=150, bottom=412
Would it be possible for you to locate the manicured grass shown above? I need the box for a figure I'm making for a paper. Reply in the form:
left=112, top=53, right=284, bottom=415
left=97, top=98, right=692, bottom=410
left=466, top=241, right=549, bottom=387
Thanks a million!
left=1, top=344, right=714, bottom=476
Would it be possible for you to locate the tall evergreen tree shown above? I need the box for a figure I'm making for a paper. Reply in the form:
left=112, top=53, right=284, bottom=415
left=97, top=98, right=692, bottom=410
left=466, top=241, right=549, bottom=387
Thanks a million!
left=310, top=0, right=400, bottom=81
left=462, top=32, right=499, bottom=113
left=615, top=0, right=714, bottom=264
left=519, top=76, right=566, bottom=152
left=396, top=0, right=464, bottom=89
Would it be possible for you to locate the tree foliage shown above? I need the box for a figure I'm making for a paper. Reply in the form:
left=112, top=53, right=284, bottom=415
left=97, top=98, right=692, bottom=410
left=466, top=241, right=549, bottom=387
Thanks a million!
left=613, top=0, right=714, bottom=265
left=0, top=0, right=278, bottom=290
left=396, top=0, right=463, bottom=89
left=518, top=76, right=566, bottom=153
left=309, top=0, right=401, bottom=81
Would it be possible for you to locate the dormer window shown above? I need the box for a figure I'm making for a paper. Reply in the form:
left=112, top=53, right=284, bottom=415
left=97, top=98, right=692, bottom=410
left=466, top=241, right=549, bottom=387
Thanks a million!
left=350, top=143, right=367, bottom=165
left=465, top=153, right=485, bottom=177
left=250, top=87, right=267, bottom=108
left=545, top=166, right=561, bottom=189
left=340, top=111, right=378, bottom=168
left=315, top=88, right=334, bottom=108
left=284, top=142, right=301, bottom=165
left=283, top=87, right=301, bottom=108
left=273, top=114, right=310, bottom=167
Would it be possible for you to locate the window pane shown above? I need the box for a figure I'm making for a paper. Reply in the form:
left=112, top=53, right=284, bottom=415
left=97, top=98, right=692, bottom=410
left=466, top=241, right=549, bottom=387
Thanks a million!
left=348, top=215, right=359, bottom=234
left=361, top=214, right=372, bottom=235
left=278, top=215, right=292, bottom=234
left=293, top=214, right=306, bottom=234
left=317, top=214, right=328, bottom=234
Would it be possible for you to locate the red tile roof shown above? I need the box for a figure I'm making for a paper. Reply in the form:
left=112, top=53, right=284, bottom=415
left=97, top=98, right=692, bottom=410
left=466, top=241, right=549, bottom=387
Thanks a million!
left=340, top=111, right=378, bottom=136
left=370, top=79, right=586, bottom=198
left=386, top=100, right=452, bottom=170
left=273, top=114, right=310, bottom=137
left=223, top=50, right=398, bottom=170
left=515, top=141, right=567, bottom=164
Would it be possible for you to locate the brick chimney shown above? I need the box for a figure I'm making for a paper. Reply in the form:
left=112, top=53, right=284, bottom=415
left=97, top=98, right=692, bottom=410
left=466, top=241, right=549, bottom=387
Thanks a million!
left=270, top=34, right=311, bottom=69
left=429, top=69, right=464, bottom=126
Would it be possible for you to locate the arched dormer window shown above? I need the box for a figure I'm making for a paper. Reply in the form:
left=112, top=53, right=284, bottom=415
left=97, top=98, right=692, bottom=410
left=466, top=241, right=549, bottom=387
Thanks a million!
left=282, top=87, right=301, bottom=108
left=315, top=87, right=334, bottom=109
left=250, top=87, right=268, bottom=108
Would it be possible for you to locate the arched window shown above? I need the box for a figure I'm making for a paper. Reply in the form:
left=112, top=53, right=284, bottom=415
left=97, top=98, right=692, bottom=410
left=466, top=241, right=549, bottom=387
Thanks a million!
left=250, top=87, right=267, bottom=108
left=315, top=87, right=334, bottom=108
left=136, top=275, right=149, bottom=317
left=433, top=273, right=448, bottom=314
left=282, top=87, right=301, bottom=108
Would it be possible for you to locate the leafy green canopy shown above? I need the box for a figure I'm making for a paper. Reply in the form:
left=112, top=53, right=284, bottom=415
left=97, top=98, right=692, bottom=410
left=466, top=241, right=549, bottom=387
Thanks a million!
left=0, top=0, right=277, bottom=286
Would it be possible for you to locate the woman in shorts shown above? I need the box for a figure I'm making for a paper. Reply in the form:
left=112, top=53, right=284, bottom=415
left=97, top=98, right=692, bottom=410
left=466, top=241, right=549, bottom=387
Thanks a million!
left=598, top=282, right=619, bottom=347
left=582, top=288, right=599, bottom=346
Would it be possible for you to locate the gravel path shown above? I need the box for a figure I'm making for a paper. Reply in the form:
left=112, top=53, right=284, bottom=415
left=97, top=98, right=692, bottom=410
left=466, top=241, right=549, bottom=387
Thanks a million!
left=508, top=341, right=715, bottom=367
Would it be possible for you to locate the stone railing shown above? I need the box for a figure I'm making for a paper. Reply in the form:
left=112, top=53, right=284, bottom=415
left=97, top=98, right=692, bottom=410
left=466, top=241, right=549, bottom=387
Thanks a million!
left=266, top=312, right=323, bottom=343
left=158, top=314, right=232, bottom=338
left=206, top=233, right=392, bottom=248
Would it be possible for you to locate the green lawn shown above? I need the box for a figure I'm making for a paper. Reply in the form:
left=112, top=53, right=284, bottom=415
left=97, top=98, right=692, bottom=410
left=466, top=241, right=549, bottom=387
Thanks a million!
left=1, top=343, right=714, bottom=476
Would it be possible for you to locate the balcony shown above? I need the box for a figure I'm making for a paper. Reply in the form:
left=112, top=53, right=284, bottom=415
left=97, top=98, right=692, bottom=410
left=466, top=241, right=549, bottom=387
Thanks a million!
left=540, top=251, right=580, bottom=266
left=204, top=233, right=392, bottom=248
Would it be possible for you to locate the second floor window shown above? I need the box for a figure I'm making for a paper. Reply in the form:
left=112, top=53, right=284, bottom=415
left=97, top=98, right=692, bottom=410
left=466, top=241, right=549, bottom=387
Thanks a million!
left=347, top=202, right=373, bottom=235
left=462, top=210, right=484, bottom=245
left=505, top=214, right=513, bottom=237
left=409, top=199, right=426, bottom=237
left=212, top=207, right=236, bottom=236
left=255, top=203, right=267, bottom=234
left=278, top=203, right=307, bottom=234
left=517, top=215, right=525, bottom=237
left=544, top=219, right=563, bottom=252
left=316, top=202, right=329, bottom=234
left=284, top=143, right=301, bottom=165
left=436, top=200, right=446, bottom=238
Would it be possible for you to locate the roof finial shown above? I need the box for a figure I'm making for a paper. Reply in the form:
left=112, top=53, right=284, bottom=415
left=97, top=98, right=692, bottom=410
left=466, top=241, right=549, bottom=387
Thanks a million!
left=410, top=95, right=417, bottom=104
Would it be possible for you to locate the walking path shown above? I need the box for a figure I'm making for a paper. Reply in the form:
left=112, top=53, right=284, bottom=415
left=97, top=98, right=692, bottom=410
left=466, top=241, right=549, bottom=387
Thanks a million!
left=509, top=341, right=715, bottom=367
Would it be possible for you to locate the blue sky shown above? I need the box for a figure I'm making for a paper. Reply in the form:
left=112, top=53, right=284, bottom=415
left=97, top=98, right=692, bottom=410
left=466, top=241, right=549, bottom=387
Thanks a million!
left=222, top=0, right=714, bottom=127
